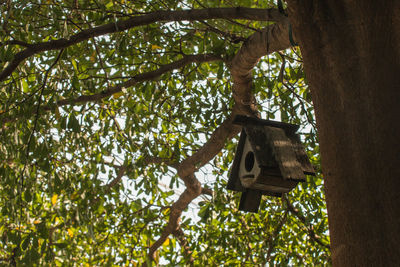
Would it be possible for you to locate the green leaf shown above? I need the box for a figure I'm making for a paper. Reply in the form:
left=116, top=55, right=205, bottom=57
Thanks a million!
left=217, top=62, right=224, bottom=79
left=67, top=114, right=80, bottom=132
left=55, top=242, right=68, bottom=249
left=24, top=190, right=32, bottom=202
left=71, top=59, right=78, bottom=71
left=21, top=235, right=30, bottom=250
left=21, top=79, right=29, bottom=93
left=36, top=223, right=48, bottom=239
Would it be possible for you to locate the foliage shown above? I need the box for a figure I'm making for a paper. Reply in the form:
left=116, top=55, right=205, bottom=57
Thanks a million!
left=0, top=0, right=330, bottom=265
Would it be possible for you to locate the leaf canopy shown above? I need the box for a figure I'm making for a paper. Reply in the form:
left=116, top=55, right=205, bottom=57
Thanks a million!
left=0, top=0, right=329, bottom=265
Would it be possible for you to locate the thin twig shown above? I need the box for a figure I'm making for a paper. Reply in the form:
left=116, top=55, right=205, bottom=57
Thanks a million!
left=265, top=210, right=289, bottom=262
left=172, top=227, right=194, bottom=264
left=17, top=49, right=64, bottom=240
left=20, top=49, right=64, bottom=187
left=284, top=196, right=330, bottom=250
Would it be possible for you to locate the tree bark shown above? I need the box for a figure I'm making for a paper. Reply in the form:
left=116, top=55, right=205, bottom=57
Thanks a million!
left=287, top=1, right=400, bottom=266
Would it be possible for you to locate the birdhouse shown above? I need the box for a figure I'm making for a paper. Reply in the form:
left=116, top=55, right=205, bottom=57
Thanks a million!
left=227, top=115, right=315, bottom=212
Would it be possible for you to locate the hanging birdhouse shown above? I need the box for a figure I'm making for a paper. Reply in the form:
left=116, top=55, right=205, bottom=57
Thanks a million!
left=227, top=115, right=315, bottom=212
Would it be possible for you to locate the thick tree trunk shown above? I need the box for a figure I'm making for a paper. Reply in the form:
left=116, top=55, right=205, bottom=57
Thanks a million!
left=287, top=1, right=400, bottom=266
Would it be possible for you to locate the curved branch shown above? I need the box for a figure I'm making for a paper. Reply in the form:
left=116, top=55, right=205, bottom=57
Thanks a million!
left=177, top=114, right=241, bottom=178
left=147, top=115, right=241, bottom=263
left=148, top=173, right=202, bottom=260
left=0, top=7, right=285, bottom=82
left=230, top=18, right=294, bottom=115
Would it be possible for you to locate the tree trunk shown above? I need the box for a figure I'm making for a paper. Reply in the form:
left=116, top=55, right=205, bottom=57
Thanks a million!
left=287, top=1, right=400, bottom=266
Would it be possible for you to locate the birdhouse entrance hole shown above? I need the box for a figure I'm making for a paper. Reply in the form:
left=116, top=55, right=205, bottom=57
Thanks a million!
left=244, top=151, right=255, bottom=172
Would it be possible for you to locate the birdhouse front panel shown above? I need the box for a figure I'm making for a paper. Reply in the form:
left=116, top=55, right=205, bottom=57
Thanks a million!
left=238, top=136, right=261, bottom=188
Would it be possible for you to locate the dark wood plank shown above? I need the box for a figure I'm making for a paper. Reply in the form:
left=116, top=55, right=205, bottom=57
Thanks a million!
left=244, top=125, right=277, bottom=168
left=239, top=189, right=262, bottom=212
left=287, top=133, right=316, bottom=175
left=265, top=126, right=306, bottom=181
left=257, top=173, right=298, bottom=189
left=227, top=130, right=246, bottom=192
left=261, top=191, right=283, bottom=197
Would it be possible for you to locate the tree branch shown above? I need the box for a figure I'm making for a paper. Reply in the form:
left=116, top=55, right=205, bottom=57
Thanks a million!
left=105, top=165, right=127, bottom=190
left=0, top=7, right=285, bottom=82
left=177, top=114, right=240, bottom=178
left=145, top=115, right=239, bottom=263
left=0, top=54, right=222, bottom=129
left=201, top=187, right=213, bottom=196
left=146, top=112, right=240, bottom=262
left=148, top=173, right=202, bottom=260
left=230, top=18, right=294, bottom=115
left=142, top=156, right=179, bottom=169
left=54, top=54, right=222, bottom=107
left=0, top=40, right=31, bottom=47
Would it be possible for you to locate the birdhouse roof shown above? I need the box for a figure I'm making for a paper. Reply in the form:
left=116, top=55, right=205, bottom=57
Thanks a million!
left=232, top=115, right=299, bottom=134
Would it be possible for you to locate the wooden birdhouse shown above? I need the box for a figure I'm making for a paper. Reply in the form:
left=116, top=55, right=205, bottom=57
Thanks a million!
left=227, top=115, right=315, bottom=212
